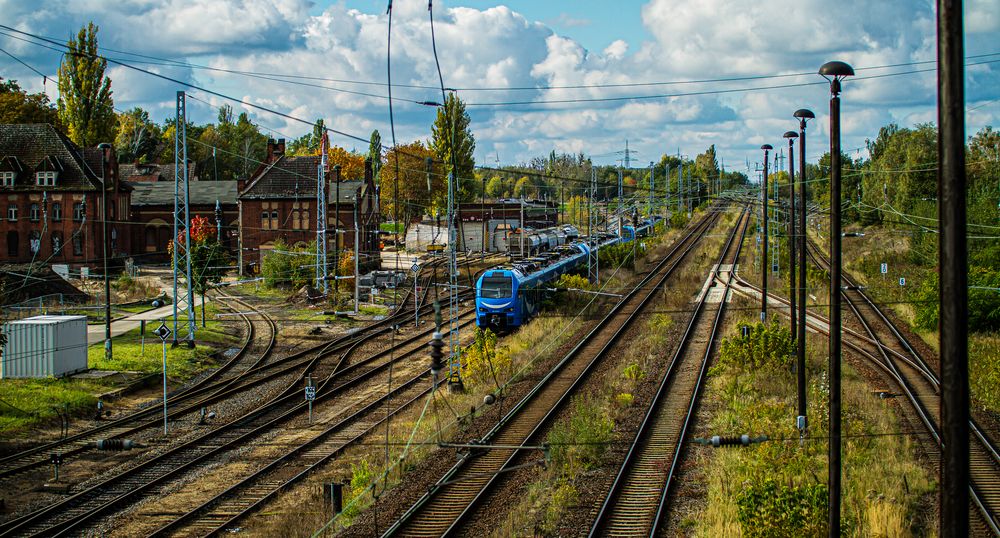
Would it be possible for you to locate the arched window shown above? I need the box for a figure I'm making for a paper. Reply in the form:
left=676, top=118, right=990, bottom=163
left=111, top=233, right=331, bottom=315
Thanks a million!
left=51, top=231, right=63, bottom=255
left=52, top=202, right=62, bottom=221
left=73, top=202, right=85, bottom=221
left=72, top=235, right=83, bottom=256
left=6, top=230, right=18, bottom=257
left=270, top=210, right=279, bottom=230
left=28, top=230, right=40, bottom=254
left=29, top=203, right=40, bottom=222
left=145, top=227, right=157, bottom=252
left=261, top=211, right=269, bottom=230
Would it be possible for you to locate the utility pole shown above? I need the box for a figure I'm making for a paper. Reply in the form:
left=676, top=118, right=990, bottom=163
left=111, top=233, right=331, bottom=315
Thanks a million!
left=354, top=200, right=360, bottom=315
left=937, top=0, right=969, bottom=534
left=678, top=161, right=684, bottom=216
left=316, top=133, right=329, bottom=293
left=795, top=109, right=814, bottom=439
left=820, top=60, right=854, bottom=538
left=100, top=142, right=112, bottom=362
left=588, top=168, right=599, bottom=283
left=447, top=169, right=461, bottom=388
left=617, top=168, right=623, bottom=235
left=760, top=144, right=772, bottom=323
left=334, top=165, right=341, bottom=295
left=648, top=161, right=654, bottom=217
left=663, top=165, right=670, bottom=220
left=172, top=91, right=195, bottom=347
left=215, top=200, right=222, bottom=243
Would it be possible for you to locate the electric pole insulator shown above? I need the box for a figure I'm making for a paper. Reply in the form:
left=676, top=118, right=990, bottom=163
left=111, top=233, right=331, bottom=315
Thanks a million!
left=429, top=331, right=445, bottom=375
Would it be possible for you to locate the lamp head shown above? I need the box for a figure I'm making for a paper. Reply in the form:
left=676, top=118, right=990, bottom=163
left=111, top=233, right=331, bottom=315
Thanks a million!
left=761, top=144, right=773, bottom=151
left=819, top=61, right=854, bottom=95
left=793, top=109, right=815, bottom=120
left=783, top=131, right=799, bottom=140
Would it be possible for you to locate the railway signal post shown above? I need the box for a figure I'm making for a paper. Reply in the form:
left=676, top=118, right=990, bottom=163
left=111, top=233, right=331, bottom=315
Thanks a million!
left=820, top=59, right=854, bottom=538
left=154, top=322, right=172, bottom=435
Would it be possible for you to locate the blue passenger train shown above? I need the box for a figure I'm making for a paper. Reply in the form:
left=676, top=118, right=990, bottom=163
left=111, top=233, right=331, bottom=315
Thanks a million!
left=475, top=217, right=661, bottom=331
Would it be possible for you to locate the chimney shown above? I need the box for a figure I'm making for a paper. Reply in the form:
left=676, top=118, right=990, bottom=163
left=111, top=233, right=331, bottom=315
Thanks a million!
left=364, top=157, right=373, bottom=183
left=98, top=142, right=114, bottom=189
left=265, top=138, right=286, bottom=164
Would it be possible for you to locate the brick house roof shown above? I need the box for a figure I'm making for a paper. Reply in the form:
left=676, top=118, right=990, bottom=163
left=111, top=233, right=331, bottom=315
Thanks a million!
left=120, top=162, right=198, bottom=183
left=240, top=154, right=364, bottom=204
left=0, top=124, right=106, bottom=191
left=129, top=180, right=239, bottom=207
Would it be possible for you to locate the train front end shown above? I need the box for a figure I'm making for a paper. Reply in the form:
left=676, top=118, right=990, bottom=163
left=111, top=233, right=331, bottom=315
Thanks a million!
left=475, top=269, right=521, bottom=332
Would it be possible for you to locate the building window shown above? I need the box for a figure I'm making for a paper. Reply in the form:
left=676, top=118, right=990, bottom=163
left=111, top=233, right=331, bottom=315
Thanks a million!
left=29, top=203, right=40, bottom=222
left=51, top=231, right=63, bottom=255
left=0, top=171, right=13, bottom=186
left=29, top=230, right=41, bottom=254
left=72, top=235, right=83, bottom=256
left=7, top=205, right=17, bottom=221
left=52, top=202, right=62, bottom=221
left=270, top=210, right=279, bottom=230
left=261, top=211, right=269, bottom=230
left=35, top=171, right=57, bottom=186
left=6, top=230, right=18, bottom=257
left=301, top=211, right=310, bottom=231
left=74, top=202, right=85, bottom=222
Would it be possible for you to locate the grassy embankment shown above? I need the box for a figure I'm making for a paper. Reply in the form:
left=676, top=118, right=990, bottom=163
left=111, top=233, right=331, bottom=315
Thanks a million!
left=0, top=302, right=239, bottom=436
left=692, top=292, right=935, bottom=537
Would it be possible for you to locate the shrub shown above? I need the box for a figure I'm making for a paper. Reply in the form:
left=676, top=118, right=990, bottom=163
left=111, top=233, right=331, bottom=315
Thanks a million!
left=916, top=267, right=1000, bottom=332
left=462, top=328, right=510, bottom=389
left=260, top=239, right=316, bottom=289
left=736, top=477, right=828, bottom=538
left=614, top=392, right=634, bottom=408
left=622, top=362, right=645, bottom=383
left=718, top=321, right=794, bottom=369
left=344, top=458, right=375, bottom=517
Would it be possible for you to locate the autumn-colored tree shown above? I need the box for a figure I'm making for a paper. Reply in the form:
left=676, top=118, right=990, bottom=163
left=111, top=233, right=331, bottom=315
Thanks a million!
left=115, top=107, right=161, bottom=163
left=0, top=78, right=61, bottom=127
left=58, top=23, right=115, bottom=147
left=329, top=145, right=366, bottom=181
left=170, top=215, right=228, bottom=327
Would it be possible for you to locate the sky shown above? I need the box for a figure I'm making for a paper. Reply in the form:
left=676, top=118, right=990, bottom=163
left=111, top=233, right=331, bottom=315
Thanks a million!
left=0, top=0, right=998, bottom=175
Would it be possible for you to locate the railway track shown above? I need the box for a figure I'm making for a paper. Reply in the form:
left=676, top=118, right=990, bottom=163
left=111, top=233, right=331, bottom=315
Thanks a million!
left=380, top=206, right=726, bottom=537
left=0, top=258, right=489, bottom=537
left=0, top=306, right=481, bottom=538
left=147, top=316, right=481, bottom=537
left=0, top=255, right=482, bottom=481
left=804, top=244, right=1000, bottom=535
left=588, top=206, right=749, bottom=537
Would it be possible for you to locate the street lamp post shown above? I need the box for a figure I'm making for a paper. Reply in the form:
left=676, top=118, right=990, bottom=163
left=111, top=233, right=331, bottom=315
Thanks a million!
left=760, top=144, right=773, bottom=322
left=820, top=59, right=854, bottom=538
left=793, top=108, right=815, bottom=439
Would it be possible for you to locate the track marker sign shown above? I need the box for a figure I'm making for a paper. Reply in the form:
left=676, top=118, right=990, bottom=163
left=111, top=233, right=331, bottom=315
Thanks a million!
left=880, top=263, right=888, bottom=274
left=899, top=277, right=906, bottom=287
left=304, top=386, right=317, bottom=401
left=154, top=323, right=172, bottom=342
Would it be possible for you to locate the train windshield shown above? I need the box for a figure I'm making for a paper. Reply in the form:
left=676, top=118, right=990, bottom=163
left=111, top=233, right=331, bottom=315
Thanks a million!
left=480, top=276, right=513, bottom=299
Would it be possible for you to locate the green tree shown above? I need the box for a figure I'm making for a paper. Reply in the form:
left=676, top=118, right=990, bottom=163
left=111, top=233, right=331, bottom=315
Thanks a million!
left=368, top=129, right=382, bottom=178
left=0, top=78, right=61, bottom=127
left=57, top=23, right=115, bottom=147
left=288, top=118, right=325, bottom=156
left=114, top=107, right=160, bottom=163
left=431, top=93, right=476, bottom=200
left=485, top=175, right=505, bottom=198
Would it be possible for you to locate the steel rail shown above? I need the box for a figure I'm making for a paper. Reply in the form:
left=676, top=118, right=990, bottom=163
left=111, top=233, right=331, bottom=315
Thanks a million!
left=381, top=205, right=725, bottom=537
left=589, top=206, right=749, bottom=536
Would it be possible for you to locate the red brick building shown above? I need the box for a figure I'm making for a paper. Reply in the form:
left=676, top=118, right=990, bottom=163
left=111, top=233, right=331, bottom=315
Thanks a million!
left=237, top=139, right=380, bottom=275
left=0, top=124, right=131, bottom=269
left=128, top=181, right=239, bottom=262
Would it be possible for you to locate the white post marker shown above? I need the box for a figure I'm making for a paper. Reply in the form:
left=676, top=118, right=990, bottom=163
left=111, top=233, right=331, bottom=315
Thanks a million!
left=305, top=376, right=316, bottom=424
left=899, top=277, right=906, bottom=287
left=881, top=262, right=888, bottom=280
left=153, top=322, right=173, bottom=435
